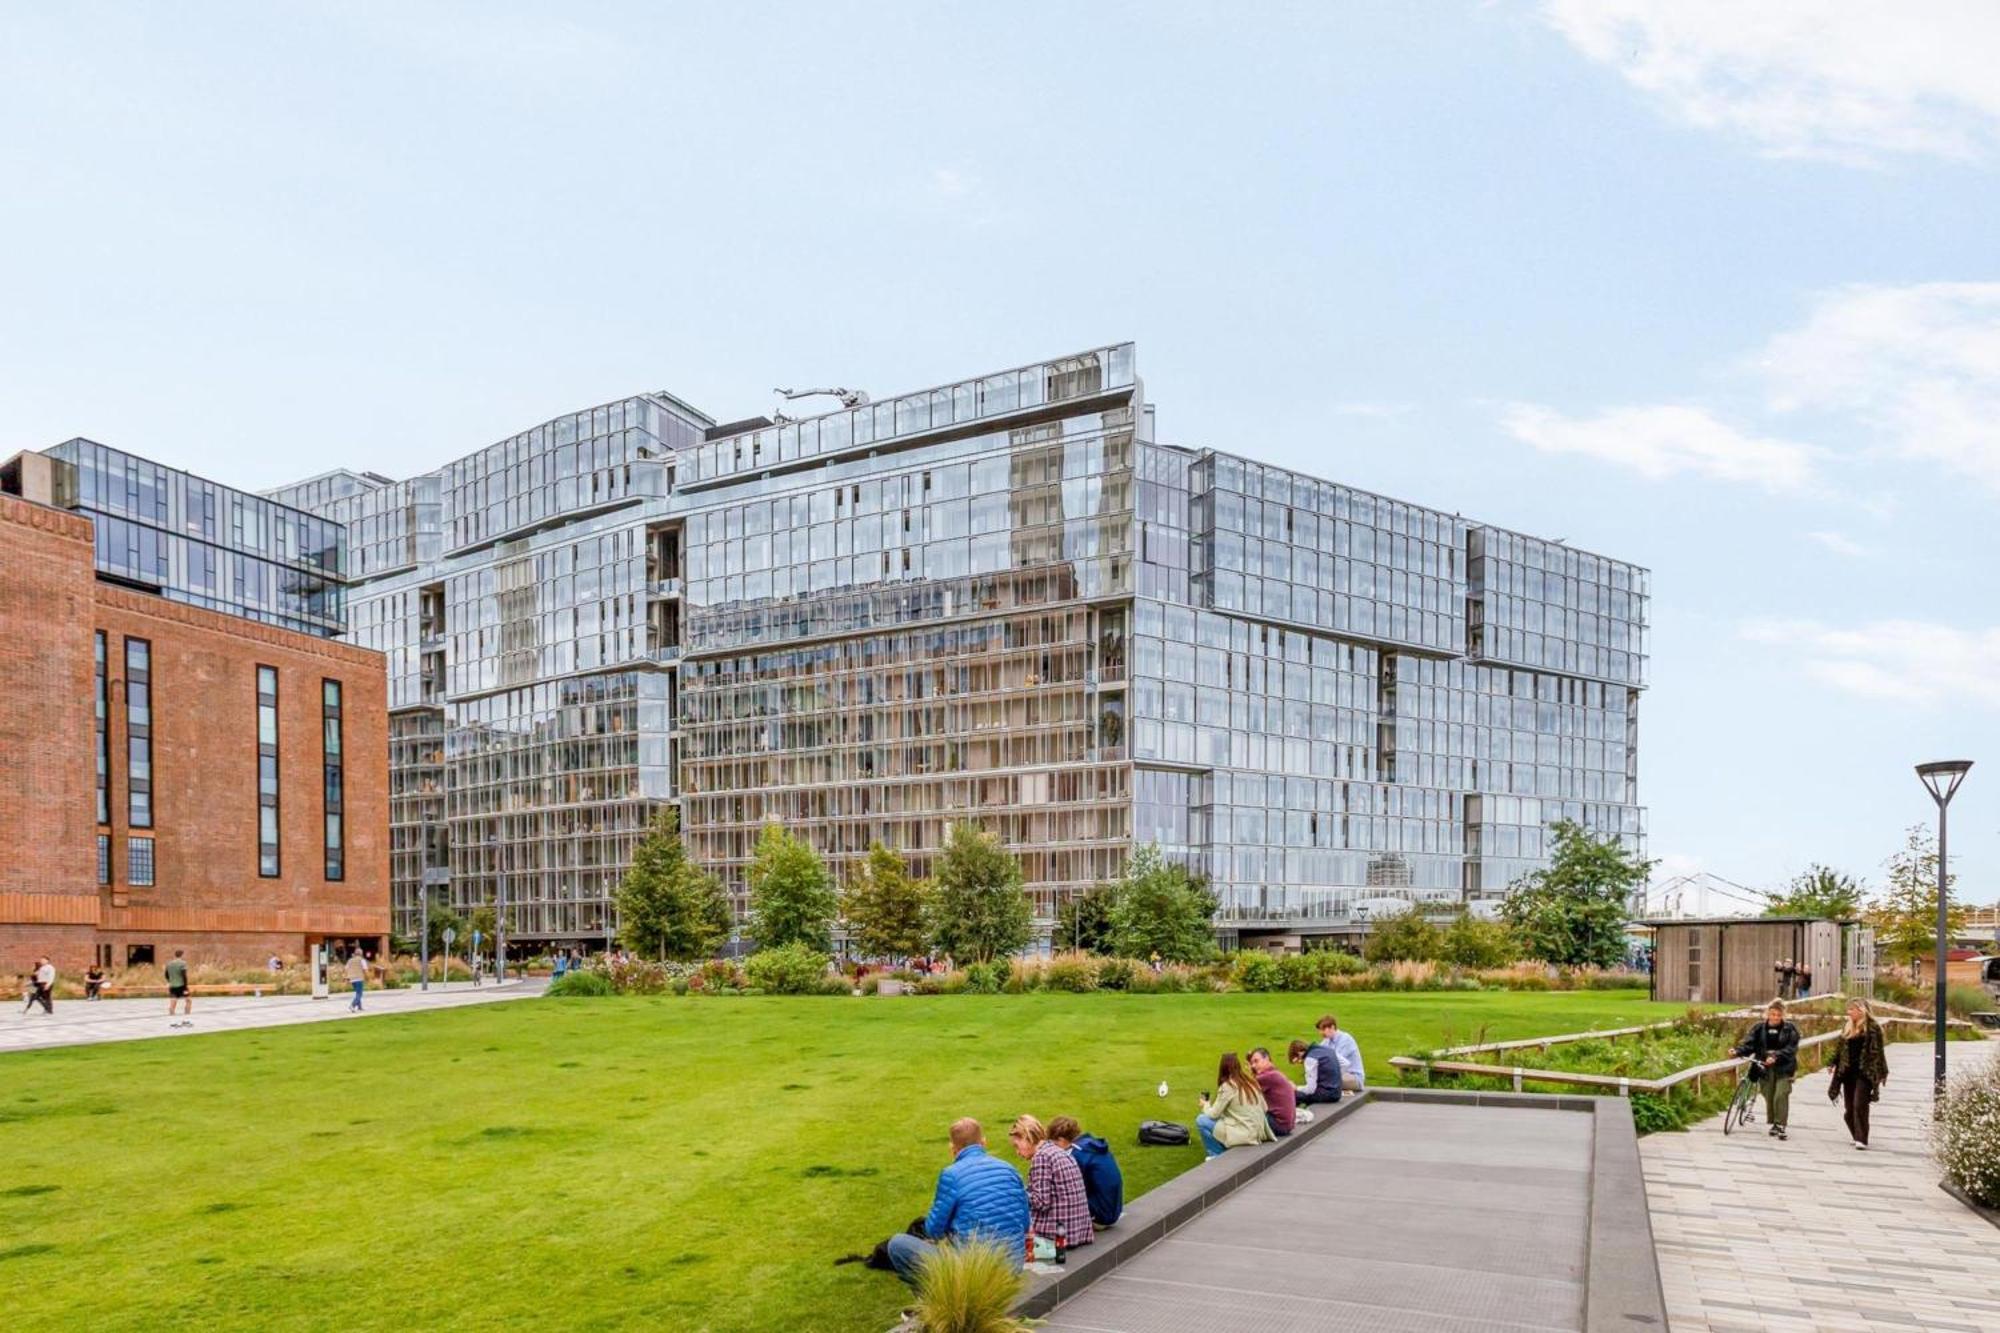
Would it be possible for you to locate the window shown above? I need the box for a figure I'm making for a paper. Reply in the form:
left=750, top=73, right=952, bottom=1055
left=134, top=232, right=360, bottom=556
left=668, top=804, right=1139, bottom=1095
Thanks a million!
left=322, top=678, right=344, bottom=880
left=126, top=943, right=154, bottom=967
left=125, top=637, right=151, bottom=827
left=129, top=835, right=154, bottom=886
left=95, top=631, right=109, bottom=824
left=258, top=665, right=279, bottom=876
left=97, top=833, right=110, bottom=885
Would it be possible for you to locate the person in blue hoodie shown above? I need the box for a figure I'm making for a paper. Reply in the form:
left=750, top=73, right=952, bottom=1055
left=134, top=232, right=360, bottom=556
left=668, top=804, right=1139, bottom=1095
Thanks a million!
left=1048, top=1115, right=1122, bottom=1228
left=887, top=1117, right=1031, bottom=1284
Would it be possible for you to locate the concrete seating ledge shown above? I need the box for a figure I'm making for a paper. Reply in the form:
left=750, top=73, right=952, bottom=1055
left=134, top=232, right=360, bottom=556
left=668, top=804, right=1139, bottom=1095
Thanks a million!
left=1016, top=1091, right=1371, bottom=1318
left=1019, top=1086, right=1670, bottom=1333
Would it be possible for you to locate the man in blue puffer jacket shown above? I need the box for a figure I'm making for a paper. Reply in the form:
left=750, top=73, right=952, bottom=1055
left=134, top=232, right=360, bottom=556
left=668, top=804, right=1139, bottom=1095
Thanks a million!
left=887, top=1117, right=1030, bottom=1284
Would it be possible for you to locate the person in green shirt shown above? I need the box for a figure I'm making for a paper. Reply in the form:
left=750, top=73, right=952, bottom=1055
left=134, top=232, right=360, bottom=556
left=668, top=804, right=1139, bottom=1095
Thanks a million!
left=164, top=949, right=192, bottom=1027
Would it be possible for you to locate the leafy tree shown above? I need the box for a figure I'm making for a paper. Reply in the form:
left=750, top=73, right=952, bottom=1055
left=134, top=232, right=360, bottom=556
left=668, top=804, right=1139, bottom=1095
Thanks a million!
left=1763, top=864, right=1865, bottom=919
left=466, top=905, right=497, bottom=950
left=746, top=822, right=838, bottom=952
left=422, top=895, right=466, bottom=958
left=1501, top=820, right=1653, bottom=968
left=1055, top=882, right=1120, bottom=955
left=841, top=842, right=930, bottom=960
left=1362, top=904, right=1443, bottom=963
left=616, top=809, right=732, bottom=962
left=1437, top=911, right=1518, bottom=968
left=1105, top=844, right=1218, bottom=963
left=1868, top=824, right=1967, bottom=978
left=926, top=823, right=1033, bottom=963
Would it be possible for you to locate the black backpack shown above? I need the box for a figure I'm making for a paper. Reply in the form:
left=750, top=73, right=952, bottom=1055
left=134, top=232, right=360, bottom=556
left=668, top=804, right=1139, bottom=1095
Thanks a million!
left=1137, top=1119, right=1190, bottom=1147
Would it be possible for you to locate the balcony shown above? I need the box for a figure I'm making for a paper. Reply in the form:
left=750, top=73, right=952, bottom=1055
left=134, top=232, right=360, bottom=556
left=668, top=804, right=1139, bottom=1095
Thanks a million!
left=650, top=643, right=682, bottom=664
left=646, top=578, right=682, bottom=600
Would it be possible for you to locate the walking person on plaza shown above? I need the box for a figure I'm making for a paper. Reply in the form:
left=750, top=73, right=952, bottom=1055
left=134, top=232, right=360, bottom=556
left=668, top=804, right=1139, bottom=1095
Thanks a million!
left=1825, top=998, right=1889, bottom=1150
left=165, top=949, right=193, bottom=1027
left=26, top=957, right=56, bottom=1015
left=1733, top=999, right=1801, bottom=1140
left=345, top=948, right=368, bottom=1011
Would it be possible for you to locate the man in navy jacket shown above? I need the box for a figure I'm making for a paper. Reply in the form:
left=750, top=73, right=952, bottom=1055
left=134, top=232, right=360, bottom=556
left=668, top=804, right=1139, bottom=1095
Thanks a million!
left=888, top=1117, right=1031, bottom=1284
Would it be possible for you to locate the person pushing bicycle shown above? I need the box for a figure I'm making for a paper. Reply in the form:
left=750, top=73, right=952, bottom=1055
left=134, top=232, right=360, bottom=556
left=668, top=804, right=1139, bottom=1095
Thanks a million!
left=1733, top=999, right=1801, bottom=1141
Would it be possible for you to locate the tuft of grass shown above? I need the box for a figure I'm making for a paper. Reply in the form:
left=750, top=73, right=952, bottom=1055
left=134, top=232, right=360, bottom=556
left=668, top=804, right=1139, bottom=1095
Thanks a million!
left=911, top=1239, right=1028, bottom=1333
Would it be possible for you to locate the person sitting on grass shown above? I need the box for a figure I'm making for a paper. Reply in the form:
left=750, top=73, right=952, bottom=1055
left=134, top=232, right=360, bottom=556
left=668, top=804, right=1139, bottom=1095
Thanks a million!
left=1316, top=1013, right=1365, bottom=1092
left=1248, top=1047, right=1296, bottom=1137
left=1047, top=1115, right=1121, bottom=1229
left=1289, top=1037, right=1342, bottom=1109
left=887, top=1117, right=1030, bottom=1285
left=1008, top=1114, right=1093, bottom=1250
left=1195, top=1052, right=1272, bottom=1159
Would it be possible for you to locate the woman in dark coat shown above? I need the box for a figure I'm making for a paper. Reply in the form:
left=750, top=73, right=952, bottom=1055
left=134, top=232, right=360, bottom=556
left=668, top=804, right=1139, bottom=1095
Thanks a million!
left=1826, top=998, right=1890, bottom=1149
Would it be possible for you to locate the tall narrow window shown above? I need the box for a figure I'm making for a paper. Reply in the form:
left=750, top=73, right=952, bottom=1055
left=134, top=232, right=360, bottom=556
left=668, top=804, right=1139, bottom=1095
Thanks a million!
left=322, top=678, right=344, bottom=880
left=94, top=631, right=109, bottom=825
left=129, top=835, right=154, bottom=887
left=258, top=664, right=279, bottom=876
left=125, top=637, right=151, bottom=828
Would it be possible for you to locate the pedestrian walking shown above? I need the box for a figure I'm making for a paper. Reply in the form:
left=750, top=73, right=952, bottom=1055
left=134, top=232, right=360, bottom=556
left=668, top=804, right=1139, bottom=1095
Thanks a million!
left=1733, top=999, right=1801, bottom=1141
left=28, top=957, right=55, bottom=1015
left=345, top=948, right=368, bottom=1011
left=1825, top=998, right=1889, bottom=1149
left=165, top=949, right=193, bottom=1027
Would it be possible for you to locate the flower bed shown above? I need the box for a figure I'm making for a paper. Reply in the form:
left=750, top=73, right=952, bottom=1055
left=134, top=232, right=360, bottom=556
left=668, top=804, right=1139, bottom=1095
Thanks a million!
left=1932, top=1056, right=2000, bottom=1211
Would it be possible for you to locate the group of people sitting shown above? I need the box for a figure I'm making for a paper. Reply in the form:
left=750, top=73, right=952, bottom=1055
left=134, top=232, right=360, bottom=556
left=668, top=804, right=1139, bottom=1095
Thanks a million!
left=1195, top=1013, right=1365, bottom=1157
left=886, top=1113, right=1124, bottom=1283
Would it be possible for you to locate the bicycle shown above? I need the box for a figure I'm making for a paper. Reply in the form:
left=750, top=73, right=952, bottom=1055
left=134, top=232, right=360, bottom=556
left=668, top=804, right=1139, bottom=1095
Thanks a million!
left=1722, top=1062, right=1761, bottom=1136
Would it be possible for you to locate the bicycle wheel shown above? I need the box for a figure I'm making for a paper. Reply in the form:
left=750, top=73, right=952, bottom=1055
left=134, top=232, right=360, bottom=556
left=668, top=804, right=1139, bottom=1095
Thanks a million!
left=1722, top=1080, right=1753, bottom=1135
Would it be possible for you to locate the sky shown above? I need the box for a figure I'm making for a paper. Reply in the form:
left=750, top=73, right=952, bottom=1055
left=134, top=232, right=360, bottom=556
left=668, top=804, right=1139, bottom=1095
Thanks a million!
left=2, top=1, right=1995, bottom=911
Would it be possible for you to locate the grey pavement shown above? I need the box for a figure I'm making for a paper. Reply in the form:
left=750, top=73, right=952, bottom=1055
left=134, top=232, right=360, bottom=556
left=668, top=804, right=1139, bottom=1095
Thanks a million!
left=2, top=975, right=543, bottom=1053
left=1644, top=1037, right=2000, bottom=1333
left=1041, top=1100, right=1598, bottom=1332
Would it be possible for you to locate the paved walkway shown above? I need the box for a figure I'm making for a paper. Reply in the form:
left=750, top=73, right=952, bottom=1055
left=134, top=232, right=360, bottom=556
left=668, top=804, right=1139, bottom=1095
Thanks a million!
left=1644, top=1038, right=2000, bottom=1333
left=2, top=976, right=542, bottom=1053
left=1043, top=1100, right=1598, bottom=1332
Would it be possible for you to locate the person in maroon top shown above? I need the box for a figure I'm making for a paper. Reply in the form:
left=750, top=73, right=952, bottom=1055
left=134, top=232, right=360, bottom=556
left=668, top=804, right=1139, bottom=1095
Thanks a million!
left=1248, top=1047, right=1296, bottom=1137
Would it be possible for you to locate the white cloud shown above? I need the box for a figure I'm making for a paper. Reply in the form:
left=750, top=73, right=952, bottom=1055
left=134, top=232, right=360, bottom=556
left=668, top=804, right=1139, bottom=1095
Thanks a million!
left=1740, top=617, right=2000, bottom=707
left=1756, top=282, right=2000, bottom=492
left=1806, top=530, right=1869, bottom=557
left=1499, top=401, right=1819, bottom=492
left=1540, top=0, right=2000, bottom=164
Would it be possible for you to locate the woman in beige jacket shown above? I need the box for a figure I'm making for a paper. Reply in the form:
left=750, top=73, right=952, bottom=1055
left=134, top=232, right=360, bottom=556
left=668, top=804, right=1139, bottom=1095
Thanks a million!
left=1195, top=1052, right=1272, bottom=1158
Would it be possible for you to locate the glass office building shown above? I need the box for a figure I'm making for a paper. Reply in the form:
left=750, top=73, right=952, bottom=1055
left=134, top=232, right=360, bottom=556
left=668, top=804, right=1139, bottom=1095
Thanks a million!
left=277, top=345, right=1646, bottom=949
left=47, top=438, right=347, bottom=637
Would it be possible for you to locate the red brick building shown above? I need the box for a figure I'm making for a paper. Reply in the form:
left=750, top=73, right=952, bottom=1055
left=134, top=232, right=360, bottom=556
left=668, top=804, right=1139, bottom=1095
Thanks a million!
left=0, top=470, right=388, bottom=973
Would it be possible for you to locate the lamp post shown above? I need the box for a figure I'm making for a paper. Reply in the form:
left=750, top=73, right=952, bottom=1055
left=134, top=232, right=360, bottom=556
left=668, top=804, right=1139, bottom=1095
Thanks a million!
left=418, top=816, right=431, bottom=992
left=1915, top=759, right=1972, bottom=1102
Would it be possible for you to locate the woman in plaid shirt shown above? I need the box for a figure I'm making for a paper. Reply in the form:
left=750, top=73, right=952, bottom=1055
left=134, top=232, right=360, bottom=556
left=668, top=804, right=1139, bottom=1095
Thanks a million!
left=1010, top=1114, right=1095, bottom=1248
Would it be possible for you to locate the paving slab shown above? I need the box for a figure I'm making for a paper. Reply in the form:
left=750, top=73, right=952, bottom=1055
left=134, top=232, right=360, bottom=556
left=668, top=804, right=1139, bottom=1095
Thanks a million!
left=1643, top=1038, right=2000, bottom=1332
left=1, top=977, right=542, bottom=1053
left=1042, top=1100, right=1597, bottom=1332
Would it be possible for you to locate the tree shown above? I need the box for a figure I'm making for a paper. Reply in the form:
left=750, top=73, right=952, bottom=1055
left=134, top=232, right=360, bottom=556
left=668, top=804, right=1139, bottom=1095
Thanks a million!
left=1501, top=820, right=1653, bottom=968
left=1868, top=824, right=1967, bottom=978
left=1362, top=904, right=1443, bottom=963
left=615, top=809, right=732, bottom=962
left=841, top=842, right=930, bottom=960
left=1055, top=882, right=1120, bottom=955
left=422, top=894, right=466, bottom=958
left=466, top=905, right=497, bottom=950
left=1105, top=844, right=1218, bottom=963
left=1763, top=864, right=1865, bottom=919
left=926, top=823, right=1033, bottom=963
left=746, top=822, right=838, bottom=952
left=1437, top=910, right=1518, bottom=968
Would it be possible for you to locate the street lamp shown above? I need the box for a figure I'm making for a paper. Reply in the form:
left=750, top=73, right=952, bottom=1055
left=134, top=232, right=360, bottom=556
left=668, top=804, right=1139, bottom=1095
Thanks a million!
left=419, top=815, right=433, bottom=992
left=1916, top=759, right=1972, bottom=1101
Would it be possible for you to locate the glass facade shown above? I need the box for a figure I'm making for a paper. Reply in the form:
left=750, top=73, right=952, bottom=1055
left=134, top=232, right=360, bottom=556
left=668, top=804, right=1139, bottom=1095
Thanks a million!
left=323, top=679, right=345, bottom=880
left=125, top=637, right=152, bottom=828
left=48, top=438, right=347, bottom=637
left=257, top=665, right=280, bottom=876
left=283, top=343, right=1646, bottom=947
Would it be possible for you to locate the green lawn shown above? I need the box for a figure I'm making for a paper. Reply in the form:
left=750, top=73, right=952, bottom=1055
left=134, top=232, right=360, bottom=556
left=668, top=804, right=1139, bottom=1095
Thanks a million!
left=3, top=990, right=1681, bottom=1331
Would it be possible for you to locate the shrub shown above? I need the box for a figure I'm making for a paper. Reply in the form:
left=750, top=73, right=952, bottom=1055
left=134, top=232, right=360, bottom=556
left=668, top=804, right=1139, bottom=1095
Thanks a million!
left=1946, top=983, right=1992, bottom=1019
left=1873, top=972, right=1923, bottom=1007
left=911, top=1238, right=1030, bottom=1333
left=962, top=961, right=1006, bottom=994
left=1229, top=951, right=1284, bottom=993
left=1437, top=914, right=1519, bottom=969
left=696, top=959, right=743, bottom=993
left=1094, top=956, right=1138, bottom=991
left=1003, top=961, right=1038, bottom=994
left=917, top=969, right=969, bottom=995
left=857, top=974, right=882, bottom=996
left=545, top=969, right=615, bottom=998
left=1042, top=952, right=1099, bottom=993
left=1362, top=905, right=1443, bottom=964
left=745, top=942, right=832, bottom=995
left=1931, top=1059, right=2000, bottom=1207
left=605, top=956, right=674, bottom=995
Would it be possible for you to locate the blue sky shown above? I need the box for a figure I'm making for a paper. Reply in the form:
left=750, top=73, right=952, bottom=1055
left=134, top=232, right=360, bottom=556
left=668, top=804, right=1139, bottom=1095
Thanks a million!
left=3, top=1, right=1994, bottom=909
